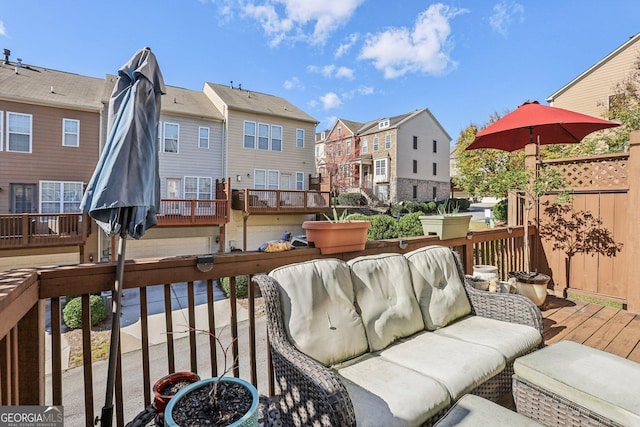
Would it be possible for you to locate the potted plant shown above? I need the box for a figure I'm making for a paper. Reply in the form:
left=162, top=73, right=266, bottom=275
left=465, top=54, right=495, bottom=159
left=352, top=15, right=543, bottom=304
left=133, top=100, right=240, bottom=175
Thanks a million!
left=164, top=331, right=260, bottom=427
left=153, top=371, right=201, bottom=412
left=418, top=201, right=472, bottom=240
left=302, top=208, right=371, bottom=254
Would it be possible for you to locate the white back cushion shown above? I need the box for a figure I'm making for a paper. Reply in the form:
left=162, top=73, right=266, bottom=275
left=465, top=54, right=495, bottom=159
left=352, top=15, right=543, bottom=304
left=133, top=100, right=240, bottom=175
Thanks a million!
left=404, top=246, right=471, bottom=330
left=348, top=253, right=425, bottom=351
left=269, top=259, right=369, bottom=366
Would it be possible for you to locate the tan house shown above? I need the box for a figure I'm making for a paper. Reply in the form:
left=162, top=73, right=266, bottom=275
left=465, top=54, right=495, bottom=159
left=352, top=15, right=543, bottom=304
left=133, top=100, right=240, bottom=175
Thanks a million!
left=203, top=82, right=320, bottom=251
left=546, top=32, right=640, bottom=117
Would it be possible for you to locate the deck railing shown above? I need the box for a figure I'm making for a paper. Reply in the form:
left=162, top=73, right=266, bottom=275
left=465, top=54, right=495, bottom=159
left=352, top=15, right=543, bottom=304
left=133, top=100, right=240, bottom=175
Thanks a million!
left=231, top=189, right=331, bottom=214
left=0, top=213, right=88, bottom=249
left=0, top=226, right=531, bottom=426
left=156, top=198, right=229, bottom=226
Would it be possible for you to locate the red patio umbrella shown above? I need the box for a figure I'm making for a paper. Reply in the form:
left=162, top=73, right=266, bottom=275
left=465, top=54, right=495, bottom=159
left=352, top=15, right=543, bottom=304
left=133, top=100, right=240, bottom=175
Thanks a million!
left=466, top=101, right=619, bottom=152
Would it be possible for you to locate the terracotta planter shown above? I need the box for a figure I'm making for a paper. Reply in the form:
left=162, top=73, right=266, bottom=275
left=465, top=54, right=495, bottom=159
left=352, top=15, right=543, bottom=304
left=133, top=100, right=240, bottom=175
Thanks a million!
left=509, top=272, right=551, bottom=307
left=302, top=220, right=371, bottom=255
left=152, top=371, right=201, bottom=412
left=419, top=214, right=472, bottom=240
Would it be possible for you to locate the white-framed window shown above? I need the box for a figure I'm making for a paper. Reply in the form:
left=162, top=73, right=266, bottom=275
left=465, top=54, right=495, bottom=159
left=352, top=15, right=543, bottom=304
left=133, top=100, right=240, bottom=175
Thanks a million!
left=199, top=127, right=210, bottom=149
left=8, top=112, right=32, bottom=153
left=163, top=122, right=179, bottom=153
left=258, top=123, right=269, bottom=150
left=40, top=181, right=83, bottom=213
left=271, top=125, right=282, bottom=151
left=254, top=169, right=280, bottom=189
left=374, top=158, right=388, bottom=181
left=373, top=136, right=379, bottom=152
left=184, top=176, right=212, bottom=199
left=385, top=134, right=391, bottom=149
left=337, top=142, right=342, bottom=157
left=337, top=126, right=342, bottom=136
left=378, top=119, right=389, bottom=129
left=296, top=129, right=304, bottom=148
left=296, top=172, right=304, bottom=190
left=346, top=138, right=351, bottom=154
left=62, top=118, right=80, bottom=147
left=362, top=138, right=368, bottom=153
left=157, top=121, right=163, bottom=149
left=244, top=121, right=256, bottom=149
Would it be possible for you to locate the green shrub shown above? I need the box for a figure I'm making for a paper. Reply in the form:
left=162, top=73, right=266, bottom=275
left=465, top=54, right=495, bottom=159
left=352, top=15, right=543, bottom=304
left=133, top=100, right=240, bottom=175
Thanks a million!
left=493, top=199, right=508, bottom=221
left=390, top=203, right=407, bottom=218
left=63, top=295, right=107, bottom=330
left=397, top=212, right=425, bottom=237
left=403, top=201, right=429, bottom=214
left=337, top=192, right=367, bottom=206
left=367, top=214, right=399, bottom=240
left=220, top=275, right=249, bottom=298
left=425, top=201, right=437, bottom=213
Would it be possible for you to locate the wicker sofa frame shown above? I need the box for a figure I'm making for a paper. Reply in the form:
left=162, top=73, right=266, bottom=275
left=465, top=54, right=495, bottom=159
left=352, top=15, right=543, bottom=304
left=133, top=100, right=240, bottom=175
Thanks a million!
left=253, top=253, right=544, bottom=427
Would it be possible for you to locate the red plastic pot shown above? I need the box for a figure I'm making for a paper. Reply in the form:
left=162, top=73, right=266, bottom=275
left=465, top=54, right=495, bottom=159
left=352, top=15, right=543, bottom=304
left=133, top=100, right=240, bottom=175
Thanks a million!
left=152, top=371, right=201, bottom=412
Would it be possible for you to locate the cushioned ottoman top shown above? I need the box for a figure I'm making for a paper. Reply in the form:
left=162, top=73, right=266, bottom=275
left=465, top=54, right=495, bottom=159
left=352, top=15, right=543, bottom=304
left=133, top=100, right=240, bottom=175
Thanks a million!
left=514, top=340, right=640, bottom=426
left=434, top=394, right=542, bottom=426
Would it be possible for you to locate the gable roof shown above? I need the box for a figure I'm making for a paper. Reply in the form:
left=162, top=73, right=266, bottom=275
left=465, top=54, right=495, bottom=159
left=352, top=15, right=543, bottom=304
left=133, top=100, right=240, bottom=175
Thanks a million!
left=339, top=118, right=364, bottom=133
left=0, top=61, right=104, bottom=111
left=205, top=82, right=317, bottom=124
left=357, top=108, right=451, bottom=141
left=547, top=32, right=640, bottom=102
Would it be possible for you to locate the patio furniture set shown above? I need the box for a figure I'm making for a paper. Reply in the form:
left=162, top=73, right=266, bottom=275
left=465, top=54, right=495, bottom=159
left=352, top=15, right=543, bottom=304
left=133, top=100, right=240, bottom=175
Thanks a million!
left=255, top=245, right=640, bottom=426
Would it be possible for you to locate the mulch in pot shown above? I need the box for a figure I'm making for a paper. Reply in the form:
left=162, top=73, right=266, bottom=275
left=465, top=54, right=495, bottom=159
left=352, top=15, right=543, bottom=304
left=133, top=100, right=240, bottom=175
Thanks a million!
left=170, top=381, right=253, bottom=426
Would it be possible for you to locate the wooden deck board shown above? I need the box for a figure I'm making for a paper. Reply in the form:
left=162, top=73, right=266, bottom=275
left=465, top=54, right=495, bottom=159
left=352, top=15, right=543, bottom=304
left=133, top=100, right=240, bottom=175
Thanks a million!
left=542, top=296, right=640, bottom=361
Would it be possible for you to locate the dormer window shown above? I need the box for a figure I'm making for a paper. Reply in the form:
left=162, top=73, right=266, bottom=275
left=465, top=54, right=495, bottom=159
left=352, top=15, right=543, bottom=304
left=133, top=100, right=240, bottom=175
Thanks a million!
left=378, top=119, right=390, bottom=129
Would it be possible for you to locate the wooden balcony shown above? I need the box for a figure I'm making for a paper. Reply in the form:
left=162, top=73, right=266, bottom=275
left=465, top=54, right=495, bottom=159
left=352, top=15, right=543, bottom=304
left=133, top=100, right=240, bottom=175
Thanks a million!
left=0, top=213, right=89, bottom=250
left=156, top=198, right=229, bottom=227
left=231, top=189, right=331, bottom=215
left=1, top=226, right=639, bottom=425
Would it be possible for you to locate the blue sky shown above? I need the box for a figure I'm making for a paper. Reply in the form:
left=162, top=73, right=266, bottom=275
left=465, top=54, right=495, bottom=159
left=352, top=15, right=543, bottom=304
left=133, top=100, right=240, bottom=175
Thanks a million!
left=1, top=1, right=639, bottom=143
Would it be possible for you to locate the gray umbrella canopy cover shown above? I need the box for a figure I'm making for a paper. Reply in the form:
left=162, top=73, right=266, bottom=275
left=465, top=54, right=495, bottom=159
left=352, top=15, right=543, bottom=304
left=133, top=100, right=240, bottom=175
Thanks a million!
left=81, top=47, right=166, bottom=239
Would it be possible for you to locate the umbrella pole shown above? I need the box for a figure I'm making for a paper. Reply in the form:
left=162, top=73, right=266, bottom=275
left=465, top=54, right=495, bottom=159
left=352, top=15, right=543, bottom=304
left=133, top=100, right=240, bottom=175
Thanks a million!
left=100, top=211, right=130, bottom=427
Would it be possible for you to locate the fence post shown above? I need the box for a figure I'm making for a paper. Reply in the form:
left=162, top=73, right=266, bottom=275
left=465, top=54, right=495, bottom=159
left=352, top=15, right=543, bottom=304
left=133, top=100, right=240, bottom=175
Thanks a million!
left=626, top=130, right=640, bottom=313
left=17, top=300, right=45, bottom=404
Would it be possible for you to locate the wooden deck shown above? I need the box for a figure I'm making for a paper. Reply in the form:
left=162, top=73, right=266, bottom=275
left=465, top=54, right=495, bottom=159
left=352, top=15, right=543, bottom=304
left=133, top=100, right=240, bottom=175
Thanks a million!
left=542, top=295, right=640, bottom=362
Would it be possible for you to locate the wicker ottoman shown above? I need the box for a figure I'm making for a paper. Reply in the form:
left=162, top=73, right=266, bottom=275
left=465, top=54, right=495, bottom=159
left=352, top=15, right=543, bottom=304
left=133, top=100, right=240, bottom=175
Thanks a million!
left=513, top=341, right=640, bottom=427
left=434, top=394, right=542, bottom=426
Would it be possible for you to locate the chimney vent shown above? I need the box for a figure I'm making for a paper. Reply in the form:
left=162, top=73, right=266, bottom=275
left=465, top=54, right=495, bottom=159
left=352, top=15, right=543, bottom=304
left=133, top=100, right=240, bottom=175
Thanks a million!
left=16, top=58, right=22, bottom=67
left=230, top=80, right=233, bottom=89
left=2, top=49, right=10, bottom=65
left=238, top=83, right=242, bottom=90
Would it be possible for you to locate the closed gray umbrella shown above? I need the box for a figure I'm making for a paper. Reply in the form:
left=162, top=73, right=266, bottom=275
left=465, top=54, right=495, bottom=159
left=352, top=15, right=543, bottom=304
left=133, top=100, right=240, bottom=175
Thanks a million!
left=80, top=47, right=165, bottom=427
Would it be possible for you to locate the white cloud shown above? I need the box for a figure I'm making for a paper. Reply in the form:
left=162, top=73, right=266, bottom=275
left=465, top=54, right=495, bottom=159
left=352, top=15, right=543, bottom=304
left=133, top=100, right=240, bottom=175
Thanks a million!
left=335, top=66, right=354, bottom=79
left=0, top=21, right=6, bottom=37
left=358, top=3, right=467, bottom=79
left=335, top=33, right=359, bottom=58
left=283, top=76, right=304, bottom=90
left=342, top=85, right=374, bottom=100
left=308, top=64, right=354, bottom=79
left=323, top=115, right=338, bottom=129
left=489, top=1, right=524, bottom=37
left=243, top=0, right=364, bottom=46
left=319, top=92, right=342, bottom=110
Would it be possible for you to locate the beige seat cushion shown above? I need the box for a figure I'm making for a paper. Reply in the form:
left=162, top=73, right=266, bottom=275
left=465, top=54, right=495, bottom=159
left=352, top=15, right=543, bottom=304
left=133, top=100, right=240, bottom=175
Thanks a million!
left=434, top=316, right=542, bottom=361
left=434, top=394, right=543, bottom=426
left=269, top=258, right=368, bottom=366
left=379, top=331, right=505, bottom=399
left=404, top=246, right=471, bottom=330
left=514, top=340, right=640, bottom=426
left=336, top=354, right=451, bottom=427
left=348, top=253, right=424, bottom=351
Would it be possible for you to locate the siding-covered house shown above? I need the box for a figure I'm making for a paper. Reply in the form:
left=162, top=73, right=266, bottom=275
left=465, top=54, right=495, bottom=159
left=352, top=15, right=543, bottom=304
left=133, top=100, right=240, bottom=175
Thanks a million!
left=203, top=82, right=320, bottom=251
left=546, top=32, right=640, bottom=117
left=0, top=56, right=104, bottom=268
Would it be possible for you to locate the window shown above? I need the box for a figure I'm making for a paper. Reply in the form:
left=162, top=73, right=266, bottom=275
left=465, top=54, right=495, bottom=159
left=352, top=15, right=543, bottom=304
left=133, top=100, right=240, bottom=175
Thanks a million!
left=63, top=119, right=80, bottom=147
left=40, top=181, right=83, bottom=213
left=346, top=139, right=351, bottom=154
left=413, top=136, right=418, bottom=150
left=271, top=125, right=282, bottom=151
left=199, top=127, right=210, bottom=149
left=258, top=123, right=269, bottom=150
left=385, top=134, right=391, bottom=149
left=337, top=142, right=342, bottom=156
left=373, top=136, right=379, bottom=151
left=296, top=172, right=304, bottom=190
left=378, top=119, right=389, bottom=129
left=163, top=122, right=179, bottom=153
left=374, top=158, right=387, bottom=180
left=244, top=121, right=256, bottom=149
left=296, top=129, right=304, bottom=148
left=337, top=126, right=342, bottom=136
left=8, top=112, right=32, bottom=152
left=11, top=183, right=36, bottom=213
left=254, top=169, right=279, bottom=189
left=362, top=138, right=368, bottom=153
left=433, top=186, right=437, bottom=200
left=433, top=139, right=437, bottom=153
left=268, top=170, right=279, bottom=189
left=413, top=185, right=418, bottom=199
left=433, top=162, right=437, bottom=176
left=184, top=177, right=212, bottom=199
left=157, top=121, right=163, bottom=149
left=413, top=160, right=418, bottom=173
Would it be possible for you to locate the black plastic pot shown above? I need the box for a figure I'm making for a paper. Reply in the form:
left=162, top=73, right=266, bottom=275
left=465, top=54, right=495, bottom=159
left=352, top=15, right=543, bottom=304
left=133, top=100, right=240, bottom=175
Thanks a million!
left=508, top=271, right=550, bottom=284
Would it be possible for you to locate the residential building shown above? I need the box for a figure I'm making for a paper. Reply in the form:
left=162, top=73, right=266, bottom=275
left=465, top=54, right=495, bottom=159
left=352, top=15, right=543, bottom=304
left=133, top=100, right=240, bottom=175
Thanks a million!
left=546, top=32, right=640, bottom=117
left=203, top=82, right=320, bottom=250
left=321, top=109, right=451, bottom=204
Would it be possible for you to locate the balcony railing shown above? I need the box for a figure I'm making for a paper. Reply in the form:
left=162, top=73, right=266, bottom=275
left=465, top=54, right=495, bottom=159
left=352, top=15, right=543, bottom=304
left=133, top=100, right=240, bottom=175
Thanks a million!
left=0, top=213, right=88, bottom=249
left=156, top=198, right=229, bottom=226
left=232, top=189, right=331, bottom=214
left=0, top=226, right=531, bottom=426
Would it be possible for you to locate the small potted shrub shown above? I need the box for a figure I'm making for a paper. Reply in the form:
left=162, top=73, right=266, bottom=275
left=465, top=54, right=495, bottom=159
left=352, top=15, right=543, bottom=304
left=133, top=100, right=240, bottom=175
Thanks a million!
left=302, top=208, right=371, bottom=254
left=419, top=201, right=472, bottom=240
